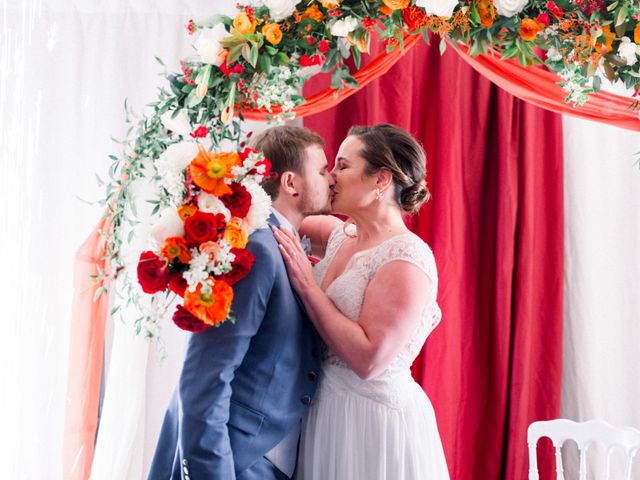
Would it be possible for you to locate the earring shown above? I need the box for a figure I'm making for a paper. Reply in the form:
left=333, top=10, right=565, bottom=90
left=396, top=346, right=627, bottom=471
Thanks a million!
left=375, top=188, right=382, bottom=201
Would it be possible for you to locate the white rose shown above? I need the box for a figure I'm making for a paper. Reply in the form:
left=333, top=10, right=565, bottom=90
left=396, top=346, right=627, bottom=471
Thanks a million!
left=151, top=207, right=185, bottom=244
left=618, top=37, right=639, bottom=66
left=263, top=0, right=299, bottom=22
left=242, top=180, right=272, bottom=234
left=415, top=0, right=459, bottom=18
left=197, top=192, right=231, bottom=219
left=156, top=142, right=199, bottom=178
left=160, top=109, right=192, bottom=137
left=493, top=0, right=528, bottom=17
left=193, top=23, right=229, bottom=65
left=331, top=16, right=359, bottom=37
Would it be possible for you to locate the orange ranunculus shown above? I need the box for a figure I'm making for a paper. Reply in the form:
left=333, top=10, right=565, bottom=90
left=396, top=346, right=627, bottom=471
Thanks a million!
left=635, top=23, right=640, bottom=45
left=262, top=23, right=283, bottom=45
left=189, top=147, right=241, bottom=196
left=178, top=205, right=198, bottom=221
left=302, top=4, right=324, bottom=23
left=233, top=12, right=257, bottom=35
left=379, top=6, right=393, bottom=15
left=161, top=237, right=192, bottom=263
left=519, top=18, right=543, bottom=42
left=381, top=0, right=410, bottom=10
left=595, top=25, right=615, bottom=54
left=320, top=0, right=341, bottom=8
left=184, top=279, right=234, bottom=326
left=476, top=0, right=496, bottom=27
left=223, top=218, right=249, bottom=248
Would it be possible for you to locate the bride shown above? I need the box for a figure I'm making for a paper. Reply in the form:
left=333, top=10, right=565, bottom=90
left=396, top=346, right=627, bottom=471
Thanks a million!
left=273, top=123, right=450, bottom=479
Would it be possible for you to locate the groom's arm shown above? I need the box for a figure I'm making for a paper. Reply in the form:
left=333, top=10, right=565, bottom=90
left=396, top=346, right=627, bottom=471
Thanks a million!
left=176, top=237, right=276, bottom=479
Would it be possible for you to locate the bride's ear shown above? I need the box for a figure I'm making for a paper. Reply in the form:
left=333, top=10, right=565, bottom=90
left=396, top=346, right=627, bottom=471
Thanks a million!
left=375, top=168, right=394, bottom=191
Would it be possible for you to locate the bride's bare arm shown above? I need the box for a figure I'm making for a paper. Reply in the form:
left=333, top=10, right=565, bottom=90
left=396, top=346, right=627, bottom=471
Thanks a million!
left=273, top=227, right=432, bottom=380
left=298, top=215, right=343, bottom=258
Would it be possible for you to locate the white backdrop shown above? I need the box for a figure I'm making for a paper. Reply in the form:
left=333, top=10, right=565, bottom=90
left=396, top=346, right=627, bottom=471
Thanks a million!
left=1, top=0, right=639, bottom=478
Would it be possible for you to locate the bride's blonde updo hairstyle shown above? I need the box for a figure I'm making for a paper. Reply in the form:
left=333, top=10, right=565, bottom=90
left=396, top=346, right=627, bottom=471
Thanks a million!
left=348, top=124, right=430, bottom=215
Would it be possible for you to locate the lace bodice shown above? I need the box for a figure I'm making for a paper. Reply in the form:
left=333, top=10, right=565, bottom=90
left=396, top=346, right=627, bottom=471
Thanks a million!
left=313, top=225, right=442, bottom=380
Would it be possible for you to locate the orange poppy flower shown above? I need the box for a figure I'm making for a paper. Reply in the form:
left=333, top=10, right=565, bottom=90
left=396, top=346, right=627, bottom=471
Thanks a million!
left=161, top=236, right=192, bottom=263
left=184, top=279, right=234, bottom=326
left=178, top=204, right=198, bottom=221
left=189, top=147, right=241, bottom=197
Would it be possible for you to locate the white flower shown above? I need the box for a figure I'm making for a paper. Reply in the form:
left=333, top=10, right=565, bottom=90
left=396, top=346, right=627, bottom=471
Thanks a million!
left=160, top=109, right=192, bottom=137
left=242, top=180, right=272, bottom=234
left=150, top=207, right=185, bottom=244
left=415, top=0, right=459, bottom=18
left=155, top=142, right=199, bottom=204
left=193, top=23, right=229, bottom=65
left=493, top=0, right=528, bottom=17
left=618, top=37, right=639, bottom=66
left=331, top=16, right=358, bottom=37
left=197, top=192, right=231, bottom=220
left=156, top=142, right=198, bottom=177
left=546, top=46, right=562, bottom=62
left=263, top=0, right=299, bottom=21
left=184, top=249, right=210, bottom=291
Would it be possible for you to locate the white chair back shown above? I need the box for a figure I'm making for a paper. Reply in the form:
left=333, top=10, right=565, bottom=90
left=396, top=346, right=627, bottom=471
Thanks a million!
left=528, top=419, right=640, bottom=480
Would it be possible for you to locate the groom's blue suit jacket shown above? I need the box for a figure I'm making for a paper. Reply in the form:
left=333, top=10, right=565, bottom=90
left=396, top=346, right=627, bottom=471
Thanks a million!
left=148, top=215, right=321, bottom=479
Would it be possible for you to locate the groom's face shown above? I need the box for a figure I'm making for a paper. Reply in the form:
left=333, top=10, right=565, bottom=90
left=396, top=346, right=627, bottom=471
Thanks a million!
left=298, top=144, right=334, bottom=216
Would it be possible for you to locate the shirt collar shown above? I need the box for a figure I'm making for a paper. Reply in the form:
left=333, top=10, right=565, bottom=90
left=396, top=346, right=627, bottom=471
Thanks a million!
left=271, top=207, right=299, bottom=239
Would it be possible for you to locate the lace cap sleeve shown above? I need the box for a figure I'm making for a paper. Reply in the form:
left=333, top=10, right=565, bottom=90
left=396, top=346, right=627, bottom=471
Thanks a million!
left=371, top=235, right=439, bottom=293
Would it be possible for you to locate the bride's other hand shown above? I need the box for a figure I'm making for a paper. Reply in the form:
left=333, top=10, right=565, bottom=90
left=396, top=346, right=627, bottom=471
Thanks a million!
left=272, top=227, right=317, bottom=295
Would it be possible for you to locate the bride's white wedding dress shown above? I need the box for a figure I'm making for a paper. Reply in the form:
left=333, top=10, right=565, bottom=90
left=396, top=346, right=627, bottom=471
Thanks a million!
left=296, top=226, right=450, bottom=480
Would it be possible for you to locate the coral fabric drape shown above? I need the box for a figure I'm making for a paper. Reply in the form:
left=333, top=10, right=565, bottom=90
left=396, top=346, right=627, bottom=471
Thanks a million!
left=303, top=37, right=563, bottom=480
left=63, top=215, right=110, bottom=480
left=453, top=43, right=640, bottom=132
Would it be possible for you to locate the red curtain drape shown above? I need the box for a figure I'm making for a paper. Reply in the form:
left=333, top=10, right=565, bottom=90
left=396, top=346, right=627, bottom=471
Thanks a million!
left=303, top=37, right=563, bottom=480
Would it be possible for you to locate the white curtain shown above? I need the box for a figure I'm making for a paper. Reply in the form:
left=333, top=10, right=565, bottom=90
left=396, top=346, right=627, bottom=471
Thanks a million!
left=2, top=0, right=640, bottom=478
left=0, top=1, right=240, bottom=478
left=562, top=109, right=640, bottom=477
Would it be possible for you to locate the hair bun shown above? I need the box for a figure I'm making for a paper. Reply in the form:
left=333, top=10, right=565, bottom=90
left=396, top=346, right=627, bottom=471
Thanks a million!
left=400, top=179, right=430, bottom=214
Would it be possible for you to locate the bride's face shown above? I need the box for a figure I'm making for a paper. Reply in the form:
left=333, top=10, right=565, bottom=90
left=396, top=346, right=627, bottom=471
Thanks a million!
left=330, top=135, right=378, bottom=215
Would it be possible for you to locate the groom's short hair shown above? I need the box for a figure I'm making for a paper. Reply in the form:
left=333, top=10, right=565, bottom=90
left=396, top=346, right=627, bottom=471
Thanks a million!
left=250, top=125, right=325, bottom=200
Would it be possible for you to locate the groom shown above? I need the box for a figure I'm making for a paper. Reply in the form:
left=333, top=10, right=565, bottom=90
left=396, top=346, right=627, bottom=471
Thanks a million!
left=148, top=125, right=335, bottom=480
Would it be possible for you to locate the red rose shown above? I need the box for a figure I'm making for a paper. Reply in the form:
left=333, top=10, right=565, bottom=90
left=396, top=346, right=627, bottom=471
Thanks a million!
left=220, top=182, right=252, bottom=218
left=137, top=251, right=169, bottom=294
left=169, top=271, right=188, bottom=297
left=184, top=211, right=225, bottom=246
left=299, top=54, right=313, bottom=67
left=173, top=305, right=209, bottom=332
left=317, top=40, right=330, bottom=54
left=311, top=54, right=325, bottom=65
left=536, top=13, right=550, bottom=26
left=217, top=247, right=255, bottom=285
left=191, top=125, right=208, bottom=138
left=231, top=63, right=245, bottom=74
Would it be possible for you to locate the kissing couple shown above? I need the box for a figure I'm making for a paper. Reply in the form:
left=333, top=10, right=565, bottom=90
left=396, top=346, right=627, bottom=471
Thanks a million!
left=148, top=123, right=449, bottom=480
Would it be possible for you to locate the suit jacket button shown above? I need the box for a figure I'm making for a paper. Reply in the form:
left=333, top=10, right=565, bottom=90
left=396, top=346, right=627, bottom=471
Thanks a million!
left=307, top=371, right=317, bottom=381
left=301, top=395, right=312, bottom=405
